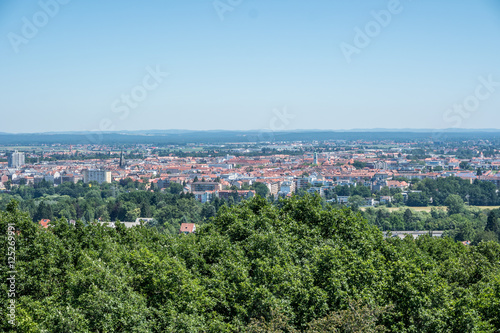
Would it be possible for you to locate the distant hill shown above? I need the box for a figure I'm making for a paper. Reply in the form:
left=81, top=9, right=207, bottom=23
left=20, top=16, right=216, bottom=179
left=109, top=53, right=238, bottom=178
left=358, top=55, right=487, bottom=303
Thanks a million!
left=0, top=129, right=500, bottom=145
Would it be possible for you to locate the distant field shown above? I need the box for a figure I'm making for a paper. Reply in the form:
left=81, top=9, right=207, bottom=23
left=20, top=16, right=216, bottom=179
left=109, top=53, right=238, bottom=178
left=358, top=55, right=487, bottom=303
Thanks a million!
left=475, top=206, right=500, bottom=210
left=360, top=206, right=445, bottom=212
left=362, top=206, right=500, bottom=212
left=178, top=147, right=204, bottom=152
left=0, top=146, right=37, bottom=150
left=0, top=146, right=66, bottom=151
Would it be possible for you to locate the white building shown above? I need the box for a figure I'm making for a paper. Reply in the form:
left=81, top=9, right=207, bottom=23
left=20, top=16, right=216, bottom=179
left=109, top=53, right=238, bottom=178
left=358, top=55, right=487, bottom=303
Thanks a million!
left=279, top=181, right=296, bottom=195
left=83, top=169, right=112, bottom=184
left=336, top=196, right=350, bottom=204
left=8, top=151, right=25, bottom=168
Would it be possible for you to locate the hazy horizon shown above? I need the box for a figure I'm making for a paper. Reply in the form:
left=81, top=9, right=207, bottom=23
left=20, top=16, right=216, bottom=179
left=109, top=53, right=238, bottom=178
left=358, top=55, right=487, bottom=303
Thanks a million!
left=2, top=0, right=500, bottom=133
left=4, top=128, right=500, bottom=136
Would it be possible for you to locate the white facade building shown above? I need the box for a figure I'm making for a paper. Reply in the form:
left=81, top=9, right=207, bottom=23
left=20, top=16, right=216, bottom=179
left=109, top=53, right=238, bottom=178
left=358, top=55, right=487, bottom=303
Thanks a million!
left=83, top=169, right=112, bottom=184
left=8, top=151, right=25, bottom=168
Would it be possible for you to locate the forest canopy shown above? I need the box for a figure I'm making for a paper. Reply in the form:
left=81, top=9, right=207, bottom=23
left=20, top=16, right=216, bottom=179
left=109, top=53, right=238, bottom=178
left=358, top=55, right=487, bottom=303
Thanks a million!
left=1, top=195, right=500, bottom=332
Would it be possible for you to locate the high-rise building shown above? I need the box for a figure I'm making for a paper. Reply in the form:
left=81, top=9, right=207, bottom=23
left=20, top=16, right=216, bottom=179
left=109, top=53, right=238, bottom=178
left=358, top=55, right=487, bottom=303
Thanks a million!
left=83, top=169, right=112, bottom=184
left=313, top=152, right=318, bottom=165
left=8, top=151, right=25, bottom=168
left=296, top=177, right=310, bottom=189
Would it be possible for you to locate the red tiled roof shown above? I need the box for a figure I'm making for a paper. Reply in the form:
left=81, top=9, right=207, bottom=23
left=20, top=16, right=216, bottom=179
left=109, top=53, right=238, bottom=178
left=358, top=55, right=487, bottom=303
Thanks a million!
left=180, top=223, right=196, bottom=233
left=39, top=219, right=51, bottom=228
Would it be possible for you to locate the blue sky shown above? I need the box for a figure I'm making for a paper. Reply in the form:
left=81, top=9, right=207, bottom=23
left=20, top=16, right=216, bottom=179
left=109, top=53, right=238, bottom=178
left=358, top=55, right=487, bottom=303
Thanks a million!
left=1, top=0, right=500, bottom=133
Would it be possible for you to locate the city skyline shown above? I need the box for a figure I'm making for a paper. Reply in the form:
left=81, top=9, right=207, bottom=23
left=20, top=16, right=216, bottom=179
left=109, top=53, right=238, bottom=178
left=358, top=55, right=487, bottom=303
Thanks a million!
left=1, top=0, right=500, bottom=133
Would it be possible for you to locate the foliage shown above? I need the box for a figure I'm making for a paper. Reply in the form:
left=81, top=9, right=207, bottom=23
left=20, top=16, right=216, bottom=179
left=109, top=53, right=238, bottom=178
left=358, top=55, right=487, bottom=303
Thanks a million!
left=0, top=180, right=216, bottom=235
left=445, top=194, right=464, bottom=215
left=362, top=204, right=500, bottom=244
left=1, top=195, right=500, bottom=332
left=412, top=177, right=500, bottom=206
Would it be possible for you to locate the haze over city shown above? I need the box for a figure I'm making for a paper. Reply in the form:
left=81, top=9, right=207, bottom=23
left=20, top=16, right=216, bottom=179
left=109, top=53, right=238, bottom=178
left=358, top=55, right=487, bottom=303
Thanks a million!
left=1, top=0, right=500, bottom=133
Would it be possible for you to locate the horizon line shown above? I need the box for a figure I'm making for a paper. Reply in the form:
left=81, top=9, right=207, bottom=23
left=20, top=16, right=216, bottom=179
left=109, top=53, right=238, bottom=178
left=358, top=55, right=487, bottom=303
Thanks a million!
left=2, top=128, right=500, bottom=135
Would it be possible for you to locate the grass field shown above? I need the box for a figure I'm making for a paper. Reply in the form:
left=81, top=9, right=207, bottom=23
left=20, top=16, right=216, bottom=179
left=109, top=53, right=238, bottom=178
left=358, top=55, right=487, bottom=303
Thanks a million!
left=361, top=206, right=500, bottom=212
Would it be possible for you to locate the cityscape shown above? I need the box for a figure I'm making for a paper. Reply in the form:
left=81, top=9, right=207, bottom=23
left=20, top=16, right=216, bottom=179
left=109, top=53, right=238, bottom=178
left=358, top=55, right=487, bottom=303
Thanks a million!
left=2, top=136, right=500, bottom=209
left=2, top=0, right=500, bottom=332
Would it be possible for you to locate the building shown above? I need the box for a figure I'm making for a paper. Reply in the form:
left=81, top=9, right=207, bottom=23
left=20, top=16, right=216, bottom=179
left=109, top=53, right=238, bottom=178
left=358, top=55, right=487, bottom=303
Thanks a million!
left=296, top=177, right=310, bottom=190
left=8, top=151, right=25, bottom=168
left=217, top=190, right=255, bottom=201
left=267, top=181, right=280, bottom=195
left=193, top=191, right=215, bottom=203
left=384, top=230, right=444, bottom=239
left=336, top=196, right=350, bottom=204
left=59, top=173, right=78, bottom=184
left=135, top=217, right=154, bottom=225
left=365, top=198, right=376, bottom=206
left=208, top=163, right=232, bottom=169
left=97, top=218, right=152, bottom=228
left=279, top=181, right=296, bottom=195
left=180, top=223, right=196, bottom=234
left=307, top=187, right=325, bottom=196
left=119, top=149, right=125, bottom=168
left=386, top=180, right=408, bottom=190
left=380, top=196, right=393, bottom=204
left=369, top=161, right=388, bottom=170
left=191, top=182, right=222, bottom=192
left=83, top=169, right=112, bottom=184
left=372, top=173, right=389, bottom=181
left=39, top=219, right=51, bottom=228
left=156, top=178, right=171, bottom=189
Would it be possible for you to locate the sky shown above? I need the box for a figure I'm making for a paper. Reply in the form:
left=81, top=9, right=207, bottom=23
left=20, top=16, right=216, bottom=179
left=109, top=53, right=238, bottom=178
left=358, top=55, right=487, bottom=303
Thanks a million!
left=1, top=0, right=500, bottom=133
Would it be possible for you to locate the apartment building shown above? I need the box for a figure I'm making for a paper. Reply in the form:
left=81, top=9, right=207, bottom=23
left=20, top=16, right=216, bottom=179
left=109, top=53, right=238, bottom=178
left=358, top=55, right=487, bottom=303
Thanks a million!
left=8, top=151, right=25, bottom=168
left=83, top=169, right=112, bottom=184
left=191, top=182, right=222, bottom=192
